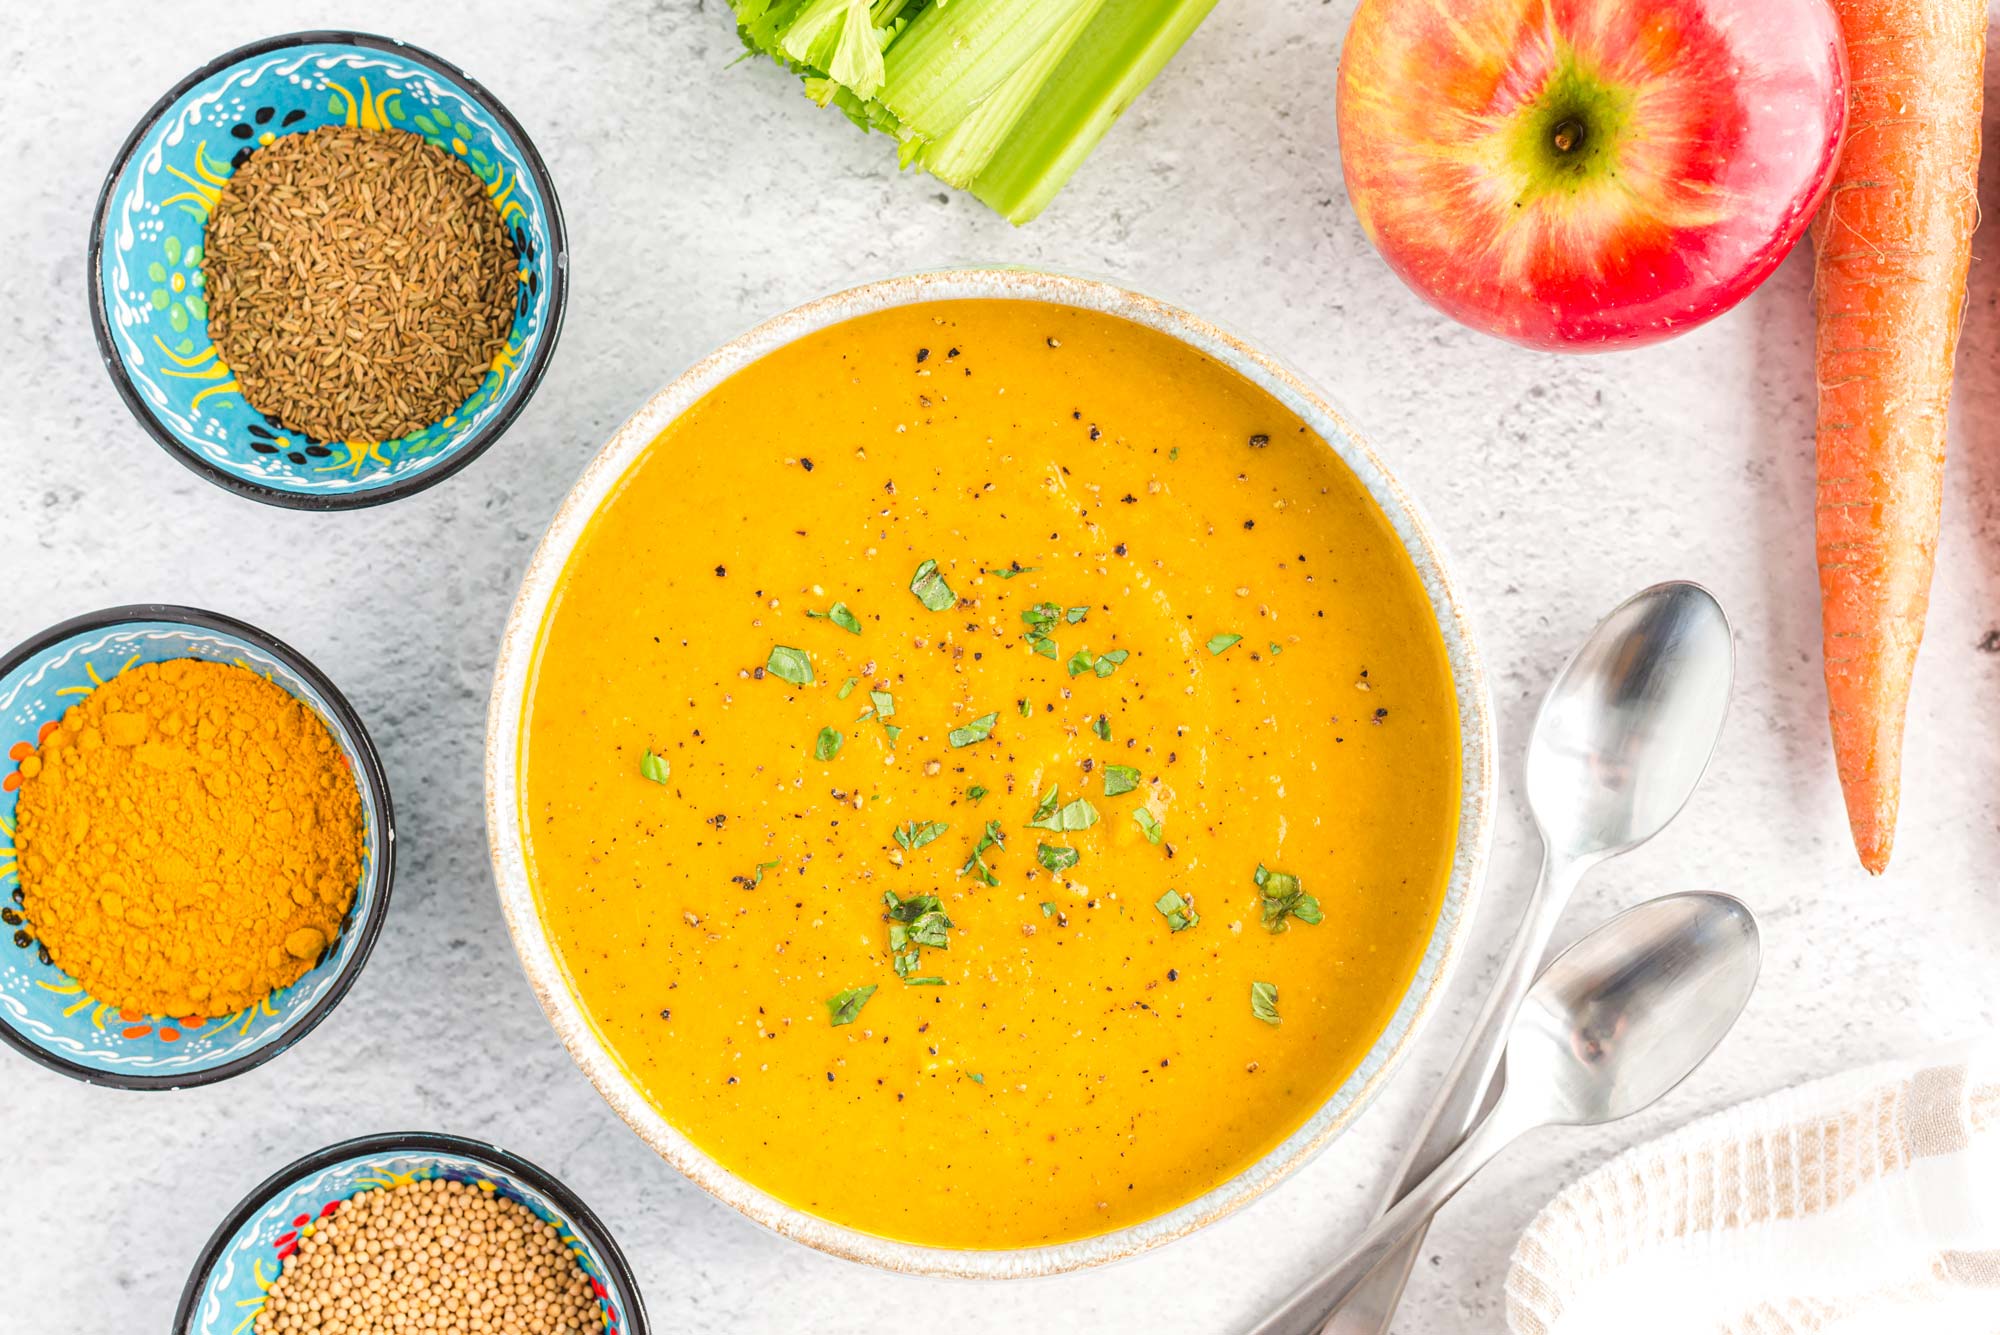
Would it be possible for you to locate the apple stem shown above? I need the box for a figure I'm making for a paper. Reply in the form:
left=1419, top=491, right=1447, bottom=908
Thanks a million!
left=1551, top=118, right=1585, bottom=154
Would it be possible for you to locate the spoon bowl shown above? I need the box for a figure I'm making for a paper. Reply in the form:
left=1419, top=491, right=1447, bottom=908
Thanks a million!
left=1507, top=892, right=1761, bottom=1127
left=1526, top=583, right=1734, bottom=865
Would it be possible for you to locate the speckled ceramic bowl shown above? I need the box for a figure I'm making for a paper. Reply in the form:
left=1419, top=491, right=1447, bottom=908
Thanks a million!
left=175, top=1132, right=646, bottom=1335
left=0, top=605, right=394, bottom=1088
left=89, top=31, right=567, bottom=509
left=485, top=268, right=1496, bottom=1277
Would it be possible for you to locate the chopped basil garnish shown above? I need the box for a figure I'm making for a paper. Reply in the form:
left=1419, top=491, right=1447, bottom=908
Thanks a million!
left=1093, top=648, right=1129, bottom=678
left=767, top=645, right=814, bottom=685
left=948, top=712, right=998, bottom=747
left=885, top=889, right=954, bottom=980
left=1038, top=843, right=1080, bottom=873
left=1250, top=981, right=1281, bottom=1025
left=910, top=559, right=955, bottom=611
left=639, top=749, right=671, bottom=785
left=1027, top=785, right=1098, bottom=832
left=807, top=602, right=863, bottom=634
left=1155, top=889, right=1199, bottom=932
left=1207, top=633, right=1242, bottom=655
left=1102, top=765, right=1141, bottom=797
left=1133, top=808, right=1165, bottom=844
left=870, top=689, right=896, bottom=719
left=837, top=677, right=858, bottom=700
left=814, top=727, right=843, bottom=760
left=961, top=820, right=1006, bottom=885
left=1092, top=715, right=1111, bottom=741
left=1040, top=902, right=1055, bottom=917
left=967, top=785, right=989, bottom=803
left=986, top=564, right=1039, bottom=579
left=1254, top=865, right=1323, bottom=931
left=746, top=859, right=780, bottom=888
left=1067, top=648, right=1096, bottom=677
left=884, top=723, right=903, bottom=746
left=894, top=819, right=949, bottom=851
left=905, top=976, right=945, bottom=986
left=1269, top=642, right=1283, bottom=655
left=1022, top=601, right=1062, bottom=658
left=826, top=984, right=876, bottom=1026
left=969, top=1072, right=985, bottom=1084
left=1065, top=606, right=1090, bottom=624
left=1017, top=698, right=1031, bottom=717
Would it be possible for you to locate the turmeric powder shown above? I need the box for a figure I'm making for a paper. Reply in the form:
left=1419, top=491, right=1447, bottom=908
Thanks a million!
left=13, top=658, right=365, bottom=1018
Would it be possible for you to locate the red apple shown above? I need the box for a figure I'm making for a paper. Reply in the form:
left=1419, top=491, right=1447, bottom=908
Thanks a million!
left=1336, top=0, right=1847, bottom=350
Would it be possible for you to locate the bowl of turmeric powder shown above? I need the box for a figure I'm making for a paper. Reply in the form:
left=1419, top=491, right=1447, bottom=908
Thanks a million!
left=0, top=604, right=393, bottom=1087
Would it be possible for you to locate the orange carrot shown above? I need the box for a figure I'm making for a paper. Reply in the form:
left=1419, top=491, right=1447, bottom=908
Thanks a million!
left=1813, top=0, right=1984, bottom=873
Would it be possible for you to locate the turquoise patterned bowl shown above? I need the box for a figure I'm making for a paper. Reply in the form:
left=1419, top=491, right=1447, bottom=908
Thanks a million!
left=175, top=1133, right=647, bottom=1335
left=89, top=31, right=567, bottom=509
left=0, top=606, right=394, bottom=1088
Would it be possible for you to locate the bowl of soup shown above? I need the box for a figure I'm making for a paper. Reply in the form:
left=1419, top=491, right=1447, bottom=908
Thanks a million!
left=486, top=268, right=1494, bottom=1277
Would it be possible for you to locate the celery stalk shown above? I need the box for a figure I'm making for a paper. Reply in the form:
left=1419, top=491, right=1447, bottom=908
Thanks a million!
left=878, top=0, right=1097, bottom=140
left=728, top=0, right=1216, bottom=225
left=968, top=0, right=1218, bottom=224
left=916, top=0, right=1109, bottom=188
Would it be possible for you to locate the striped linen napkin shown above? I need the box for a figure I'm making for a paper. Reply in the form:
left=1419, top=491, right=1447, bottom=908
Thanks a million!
left=1504, top=1039, right=2000, bottom=1334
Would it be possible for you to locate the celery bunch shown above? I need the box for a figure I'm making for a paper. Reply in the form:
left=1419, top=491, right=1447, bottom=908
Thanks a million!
left=730, top=0, right=1217, bottom=224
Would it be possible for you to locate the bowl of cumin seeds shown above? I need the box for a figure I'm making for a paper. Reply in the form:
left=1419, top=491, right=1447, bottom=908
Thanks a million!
left=89, top=32, right=566, bottom=509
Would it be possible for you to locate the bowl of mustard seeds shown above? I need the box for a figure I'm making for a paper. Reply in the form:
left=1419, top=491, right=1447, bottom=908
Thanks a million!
left=89, top=31, right=566, bottom=509
left=0, top=605, right=394, bottom=1088
left=177, top=1132, right=646, bottom=1335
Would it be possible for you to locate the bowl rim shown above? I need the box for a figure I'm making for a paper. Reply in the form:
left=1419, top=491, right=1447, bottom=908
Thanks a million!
left=484, top=266, right=1497, bottom=1277
left=0, top=602, right=396, bottom=1089
left=172, top=1129, right=651, bottom=1335
left=85, top=28, right=570, bottom=512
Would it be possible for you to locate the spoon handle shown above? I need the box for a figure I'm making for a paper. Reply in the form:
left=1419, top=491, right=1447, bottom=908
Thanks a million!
left=1247, top=1094, right=1537, bottom=1335
left=1315, top=849, right=1582, bottom=1335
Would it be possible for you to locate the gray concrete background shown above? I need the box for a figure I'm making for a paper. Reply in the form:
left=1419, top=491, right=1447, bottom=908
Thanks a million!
left=5, top=3, right=1999, bottom=1331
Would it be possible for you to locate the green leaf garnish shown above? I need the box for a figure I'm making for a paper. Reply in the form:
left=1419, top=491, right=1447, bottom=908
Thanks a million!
left=884, top=724, right=903, bottom=746
left=1037, top=843, right=1080, bottom=873
left=742, top=858, right=780, bottom=889
left=986, top=564, right=1039, bottom=579
left=815, top=727, right=844, bottom=760
left=948, top=712, right=999, bottom=747
left=1040, top=901, right=1055, bottom=917
left=1133, top=808, right=1164, bottom=845
left=1207, top=633, right=1242, bottom=655
left=1102, top=765, right=1141, bottom=797
left=967, top=785, right=989, bottom=803
left=826, top=984, right=877, bottom=1026
left=1067, top=648, right=1096, bottom=677
left=1026, top=785, right=1098, bottom=833
left=910, top=559, right=955, bottom=611
left=1250, top=980, right=1281, bottom=1025
left=960, top=820, right=1007, bottom=886
left=885, top=889, right=954, bottom=980
left=1155, top=889, right=1198, bottom=932
left=639, top=749, right=671, bottom=785
left=870, top=689, right=896, bottom=719
left=1254, top=865, right=1323, bottom=932
left=1065, top=606, right=1090, bottom=624
left=807, top=602, right=863, bottom=634
left=1017, top=698, right=1032, bottom=717
left=767, top=645, right=814, bottom=685
left=1269, top=642, right=1283, bottom=655
left=837, top=676, right=858, bottom=699
left=1092, top=715, right=1111, bottom=741
left=969, top=1072, right=985, bottom=1084
left=894, top=819, right=949, bottom=851
left=1093, top=648, right=1129, bottom=677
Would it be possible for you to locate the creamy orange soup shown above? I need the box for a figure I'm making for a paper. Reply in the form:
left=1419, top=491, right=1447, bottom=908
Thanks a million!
left=520, top=299, right=1461, bottom=1250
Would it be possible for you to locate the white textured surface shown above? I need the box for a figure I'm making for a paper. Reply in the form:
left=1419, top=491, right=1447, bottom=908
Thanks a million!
left=4, top=4, right=1999, bottom=1332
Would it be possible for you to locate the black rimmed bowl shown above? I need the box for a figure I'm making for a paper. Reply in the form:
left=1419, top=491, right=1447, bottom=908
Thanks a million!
left=176, top=1132, right=647, bottom=1335
left=0, top=605, right=394, bottom=1087
left=88, top=30, right=568, bottom=509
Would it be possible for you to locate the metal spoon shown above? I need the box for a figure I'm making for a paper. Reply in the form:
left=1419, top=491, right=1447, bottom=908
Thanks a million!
left=1322, top=581, right=1734, bottom=1335
left=1250, top=892, right=1761, bottom=1335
